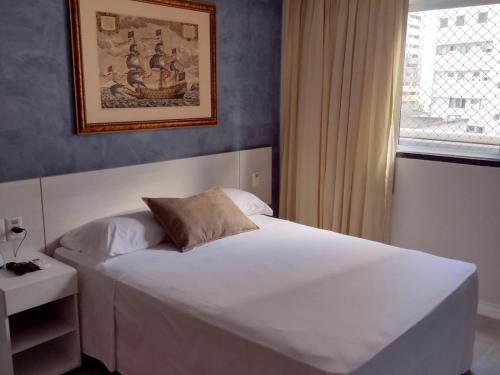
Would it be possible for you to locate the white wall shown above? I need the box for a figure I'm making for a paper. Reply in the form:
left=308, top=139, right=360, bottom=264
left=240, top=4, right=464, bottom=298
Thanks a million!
left=391, top=157, right=500, bottom=318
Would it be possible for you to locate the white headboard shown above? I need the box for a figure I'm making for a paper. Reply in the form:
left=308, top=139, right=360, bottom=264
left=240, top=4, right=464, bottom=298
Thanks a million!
left=0, top=147, right=272, bottom=255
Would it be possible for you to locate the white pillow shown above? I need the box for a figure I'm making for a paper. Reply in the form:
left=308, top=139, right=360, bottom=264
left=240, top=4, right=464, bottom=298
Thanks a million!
left=221, top=188, right=273, bottom=216
left=60, top=211, right=166, bottom=257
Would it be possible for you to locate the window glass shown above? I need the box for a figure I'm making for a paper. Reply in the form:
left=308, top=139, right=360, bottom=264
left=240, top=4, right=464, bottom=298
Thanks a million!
left=478, top=11, right=489, bottom=23
left=399, top=4, right=500, bottom=159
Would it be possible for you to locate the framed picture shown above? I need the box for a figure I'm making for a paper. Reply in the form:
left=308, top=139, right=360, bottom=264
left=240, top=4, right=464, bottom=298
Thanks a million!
left=68, top=0, right=216, bottom=134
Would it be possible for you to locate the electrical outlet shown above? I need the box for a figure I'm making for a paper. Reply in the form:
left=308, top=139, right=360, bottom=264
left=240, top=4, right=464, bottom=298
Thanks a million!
left=0, top=219, right=6, bottom=242
left=252, top=171, right=260, bottom=188
left=5, top=217, right=23, bottom=241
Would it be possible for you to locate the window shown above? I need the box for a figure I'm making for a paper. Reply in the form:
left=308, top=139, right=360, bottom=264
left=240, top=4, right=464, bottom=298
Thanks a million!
left=479, top=42, right=494, bottom=53
left=467, top=125, right=484, bottom=133
left=478, top=12, right=488, bottom=23
left=399, top=4, right=500, bottom=160
left=449, top=98, right=466, bottom=108
left=459, top=45, right=471, bottom=54
left=456, top=15, right=465, bottom=26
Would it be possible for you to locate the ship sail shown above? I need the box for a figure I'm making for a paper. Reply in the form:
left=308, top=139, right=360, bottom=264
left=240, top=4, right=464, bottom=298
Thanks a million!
left=126, top=42, right=143, bottom=71
left=149, top=42, right=169, bottom=88
left=127, top=70, right=146, bottom=88
left=149, top=53, right=166, bottom=71
left=118, top=29, right=187, bottom=99
left=126, top=54, right=142, bottom=71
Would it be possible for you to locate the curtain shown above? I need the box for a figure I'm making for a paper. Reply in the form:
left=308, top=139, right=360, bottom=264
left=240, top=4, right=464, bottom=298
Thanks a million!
left=280, top=0, right=408, bottom=243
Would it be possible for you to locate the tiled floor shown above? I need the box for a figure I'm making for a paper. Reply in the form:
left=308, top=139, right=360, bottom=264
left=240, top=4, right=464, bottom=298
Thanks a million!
left=471, top=315, right=500, bottom=375
left=68, top=315, right=500, bottom=375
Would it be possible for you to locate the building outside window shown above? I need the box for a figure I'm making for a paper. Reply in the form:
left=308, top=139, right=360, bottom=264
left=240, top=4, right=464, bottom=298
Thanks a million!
left=459, top=45, right=471, bottom=54
left=449, top=98, right=466, bottom=108
left=399, top=3, right=500, bottom=160
left=478, top=11, right=489, bottom=23
left=467, top=125, right=484, bottom=133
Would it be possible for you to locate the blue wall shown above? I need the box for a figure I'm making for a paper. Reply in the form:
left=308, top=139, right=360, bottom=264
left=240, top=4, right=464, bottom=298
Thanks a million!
left=0, top=0, right=281, bottom=205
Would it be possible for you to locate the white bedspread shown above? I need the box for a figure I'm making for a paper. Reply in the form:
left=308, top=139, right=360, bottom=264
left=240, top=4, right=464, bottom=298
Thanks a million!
left=55, top=215, right=477, bottom=375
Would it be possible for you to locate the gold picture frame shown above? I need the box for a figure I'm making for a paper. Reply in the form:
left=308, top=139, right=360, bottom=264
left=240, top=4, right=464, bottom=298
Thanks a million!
left=69, top=0, right=217, bottom=134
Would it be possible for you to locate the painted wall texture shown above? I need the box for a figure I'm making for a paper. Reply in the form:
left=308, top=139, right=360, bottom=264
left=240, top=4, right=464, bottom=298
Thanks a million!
left=0, top=0, right=281, bottom=205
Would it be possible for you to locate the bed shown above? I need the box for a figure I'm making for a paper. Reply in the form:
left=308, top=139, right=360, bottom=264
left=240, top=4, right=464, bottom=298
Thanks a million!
left=54, top=214, right=477, bottom=375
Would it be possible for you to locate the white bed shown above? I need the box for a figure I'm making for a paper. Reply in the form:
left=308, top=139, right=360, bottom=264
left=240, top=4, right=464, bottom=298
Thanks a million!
left=55, top=215, right=477, bottom=375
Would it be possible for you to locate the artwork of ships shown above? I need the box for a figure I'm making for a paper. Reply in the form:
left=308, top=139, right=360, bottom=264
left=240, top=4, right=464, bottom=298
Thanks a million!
left=97, top=12, right=200, bottom=109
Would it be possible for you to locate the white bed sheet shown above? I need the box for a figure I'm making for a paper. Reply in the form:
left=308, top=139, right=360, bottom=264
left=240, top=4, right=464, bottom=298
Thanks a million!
left=55, top=215, right=477, bottom=375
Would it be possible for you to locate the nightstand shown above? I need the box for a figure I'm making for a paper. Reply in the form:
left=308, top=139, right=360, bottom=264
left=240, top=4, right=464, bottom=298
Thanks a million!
left=0, top=252, right=80, bottom=375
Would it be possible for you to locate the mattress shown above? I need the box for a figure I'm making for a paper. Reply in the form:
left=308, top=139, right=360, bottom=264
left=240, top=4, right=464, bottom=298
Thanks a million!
left=55, top=215, right=477, bottom=375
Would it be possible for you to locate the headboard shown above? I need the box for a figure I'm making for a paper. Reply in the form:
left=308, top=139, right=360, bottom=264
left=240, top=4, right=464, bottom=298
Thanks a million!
left=0, top=147, right=272, bottom=255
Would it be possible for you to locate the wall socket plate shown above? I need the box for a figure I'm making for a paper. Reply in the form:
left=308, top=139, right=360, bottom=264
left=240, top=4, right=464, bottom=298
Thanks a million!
left=0, top=219, right=6, bottom=242
left=5, top=216, right=23, bottom=241
left=251, top=171, right=261, bottom=187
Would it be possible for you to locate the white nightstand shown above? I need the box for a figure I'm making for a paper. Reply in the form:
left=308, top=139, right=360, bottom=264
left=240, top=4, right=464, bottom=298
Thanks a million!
left=0, top=252, right=80, bottom=375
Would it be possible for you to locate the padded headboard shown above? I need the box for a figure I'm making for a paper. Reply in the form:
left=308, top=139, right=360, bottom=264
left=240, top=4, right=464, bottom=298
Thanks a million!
left=0, top=147, right=271, bottom=254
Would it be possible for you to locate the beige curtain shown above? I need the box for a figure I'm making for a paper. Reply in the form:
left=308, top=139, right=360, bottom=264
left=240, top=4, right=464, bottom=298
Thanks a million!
left=280, top=0, right=408, bottom=243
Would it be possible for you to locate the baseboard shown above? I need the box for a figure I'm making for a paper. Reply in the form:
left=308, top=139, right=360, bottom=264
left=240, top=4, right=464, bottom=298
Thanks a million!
left=478, top=300, right=500, bottom=321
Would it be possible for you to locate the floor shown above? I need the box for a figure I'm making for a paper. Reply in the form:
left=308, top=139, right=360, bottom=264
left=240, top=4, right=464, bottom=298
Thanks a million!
left=68, top=315, right=500, bottom=375
left=472, top=315, right=500, bottom=374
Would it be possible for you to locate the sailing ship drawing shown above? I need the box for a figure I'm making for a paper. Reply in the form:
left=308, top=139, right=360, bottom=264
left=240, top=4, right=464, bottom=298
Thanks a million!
left=97, top=12, right=199, bottom=109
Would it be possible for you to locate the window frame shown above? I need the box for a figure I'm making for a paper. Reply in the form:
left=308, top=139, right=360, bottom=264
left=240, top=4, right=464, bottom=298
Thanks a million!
left=409, top=0, right=499, bottom=13
left=398, top=0, right=500, bottom=167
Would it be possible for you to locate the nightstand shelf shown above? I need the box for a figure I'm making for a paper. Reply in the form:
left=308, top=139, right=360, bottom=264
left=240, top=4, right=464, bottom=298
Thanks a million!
left=10, top=298, right=77, bottom=354
left=13, top=333, right=78, bottom=375
left=0, top=252, right=80, bottom=375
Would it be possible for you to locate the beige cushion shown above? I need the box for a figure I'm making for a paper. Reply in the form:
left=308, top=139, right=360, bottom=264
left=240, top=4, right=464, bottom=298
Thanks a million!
left=143, top=187, right=258, bottom=251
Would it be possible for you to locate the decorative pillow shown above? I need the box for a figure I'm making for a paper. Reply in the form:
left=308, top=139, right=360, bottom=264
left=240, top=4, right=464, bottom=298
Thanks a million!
left=143, top=187, right=259, bottom=251
left=60, top=211, right=166, bottom=257
left=221, top=188, right=273, bottom=216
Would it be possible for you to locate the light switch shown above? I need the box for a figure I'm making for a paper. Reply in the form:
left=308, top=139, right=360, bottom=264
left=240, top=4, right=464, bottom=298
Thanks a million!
left=252, top=171, right=260, bottom=188
left=5, top=216, right=23, bottom=241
